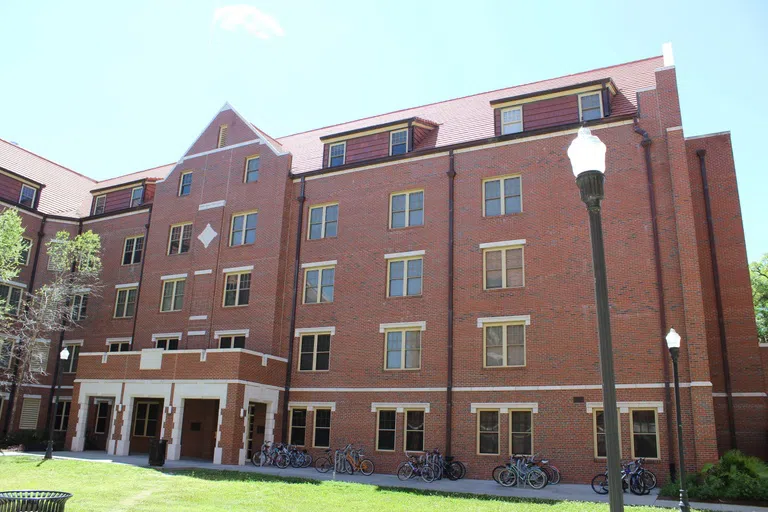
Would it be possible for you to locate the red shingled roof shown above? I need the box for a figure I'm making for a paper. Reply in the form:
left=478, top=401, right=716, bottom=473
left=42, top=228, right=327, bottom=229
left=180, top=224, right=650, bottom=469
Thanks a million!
left=91, top=163, right=174, bottom=192
left=277, top=55, right=663, bottom=174
left=0, top=138, right=96, bottom=217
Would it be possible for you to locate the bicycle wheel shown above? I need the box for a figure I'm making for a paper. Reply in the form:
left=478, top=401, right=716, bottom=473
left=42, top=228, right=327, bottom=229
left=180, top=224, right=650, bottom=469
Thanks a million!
left=275, top=453, right=289, bottom=469
left=397, top=462, right=413, bottom=481
left=527, top=468, right=548, bottom=490
left=432, top=462, right=443, bottom=480
left=343, top=459, right=354, bottom=474
left=421, top=465, right=436, bottom=483
left=302, top=452, right=313, bottom=468
left=456, top=461, right=467, bottom=479
left=359, top=459, right=375, bottom=476
left=546, top=465, right=561, bottom=485
left=498, top=468, right=517, bottom=487
left=289, top=452, right=301, bottom=468
left=642, top=470, right=656, bottom=490
left=445, top=462, right=462, bottom=481
left=315, top=457, right=331, bottom=473
left=629, top=474, right=647, bottom=496
left=252, top=451, right=266, bottom=467
left=492, top=465, right=507, bottom=483
left=591, top=473, right=609, bottom=495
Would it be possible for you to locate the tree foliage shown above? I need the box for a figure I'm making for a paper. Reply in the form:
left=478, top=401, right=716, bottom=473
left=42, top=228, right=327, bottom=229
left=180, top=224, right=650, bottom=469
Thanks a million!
left=0, top=209, right=25, bottom=282
left=0, top=223, right=102, bottom=391
left=751, top=253, right=768, bottom=344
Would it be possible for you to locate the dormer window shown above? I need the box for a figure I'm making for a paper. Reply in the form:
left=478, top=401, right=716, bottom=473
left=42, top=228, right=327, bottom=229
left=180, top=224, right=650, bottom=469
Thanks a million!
left=217, top=124, right=228, bottom=148
left=329, top=143, right=346, bottom=167
left=501, top=107, right=523, bottom=135
left=390, top=130, right=408, bottom=156
left=130, top=186, right=143, bottom=208
left=19, top=185, right=36, bottom=208
left=93, top=195, right=106, bottom=215
left=579, top=92, right=603, bottom=122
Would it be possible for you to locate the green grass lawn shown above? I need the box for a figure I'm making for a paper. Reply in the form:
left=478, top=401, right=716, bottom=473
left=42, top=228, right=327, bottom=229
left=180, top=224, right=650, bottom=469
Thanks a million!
left=0, top=456, right=668, bottom=512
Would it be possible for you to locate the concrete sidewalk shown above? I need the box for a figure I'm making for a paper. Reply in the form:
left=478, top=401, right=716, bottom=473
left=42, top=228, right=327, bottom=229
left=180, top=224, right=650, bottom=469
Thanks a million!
left=5, top=451, right=766, bottom=511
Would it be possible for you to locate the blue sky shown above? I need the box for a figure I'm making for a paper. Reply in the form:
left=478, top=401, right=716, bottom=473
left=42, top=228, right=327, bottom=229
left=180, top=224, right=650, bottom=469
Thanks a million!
left=0, top=0, right=766, bottom=261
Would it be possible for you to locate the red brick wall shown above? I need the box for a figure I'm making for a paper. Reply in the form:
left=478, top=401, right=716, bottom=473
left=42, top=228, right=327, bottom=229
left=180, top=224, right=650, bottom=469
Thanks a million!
left=522, top=95, right=579, bottom=131
left=0, top=173, right=27, bottom=205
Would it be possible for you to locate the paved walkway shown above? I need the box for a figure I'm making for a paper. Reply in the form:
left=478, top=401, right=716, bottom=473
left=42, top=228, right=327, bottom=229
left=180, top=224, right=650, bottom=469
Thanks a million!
left=5, top=451, right=766, bottom=511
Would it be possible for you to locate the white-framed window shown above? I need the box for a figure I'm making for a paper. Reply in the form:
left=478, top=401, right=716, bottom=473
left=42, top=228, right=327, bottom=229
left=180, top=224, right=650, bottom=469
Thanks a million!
left=483, top=175, right=521, bottom=216
left=122, top=235, right=144, bottom=265
left=579, top=92, right=603, bottom=122
left=630, top=409, right=659, bottom=459
left=390, top=190, right=424, bottom=229
left=62, top=344, right=80, bottom=373
left=404, top=409, right=424, bottom=451
left=130, top=186, right=143, bottom=208
left=313, top=408, right=331, bottom=448
left=160, top=279, right=185, bottom=312
left=19, top=184, right=36, bottom=208
left=483, top=245, right=524, bottom=289
left=376, top=409, right=396, bottom=451
left=168, top=223, right=192, bottom=255
left=223, top=271, right=250, bottom=307
left=387, top=257, right=422, bottom=297
left=390, top=129, right=408, bottom=156
left=20, top=237, right=32, bottom=266
left=70, top=293, right=88, bottom=321
left=308, top=204, right=338, bottom=240
left=483, top=322, right=526, bottom=367
left=501, top=106, right=523, bottom=135
left=19, top=396, right=41, bottom=430
left=93, top=195, right=106, bottom=215
left=510, top=409, right=533, bottom=455
left=303, top=266, right=334, bottom=304
left=0, top=284, right=23, bottom=316
left=0, top=338, right=14, bottom=369
left=108, top=341, right=131, bottom=352
left=244, top=156, right=260, bottom=183
left=289, top=408, right=307, bottom=446
left=114, top=287, right=138, bottom=318
left=384, top=329, right=421, bottom=370
left=328, top=142, right=346, bottom=167
left=155, top=337, right=179, bottom=350
left=230, top=211, right=258, bottom=246
left=178, top=172, right=193, bottom=196
left=298, top=332, right=331, bottom=371
left=217, top=124, right=228, bottom=148
left=477, top=409, right=499, bottom=455
left=593, top=408, right=623, bottom=458
left=94, top=402, right=111, bottom=434
left=218, top=334, right=246, bottom=349
left=133, top=401, right=160, bottom=437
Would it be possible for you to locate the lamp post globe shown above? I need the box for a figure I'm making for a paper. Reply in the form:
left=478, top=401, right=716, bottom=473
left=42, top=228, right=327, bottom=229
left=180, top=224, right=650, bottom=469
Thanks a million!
left=567, top=127, right=623, bottom=512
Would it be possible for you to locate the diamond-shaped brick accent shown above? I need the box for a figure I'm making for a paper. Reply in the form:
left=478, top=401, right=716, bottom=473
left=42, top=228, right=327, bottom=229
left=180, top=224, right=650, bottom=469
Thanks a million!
left=197, top=223, right=218, bottom=249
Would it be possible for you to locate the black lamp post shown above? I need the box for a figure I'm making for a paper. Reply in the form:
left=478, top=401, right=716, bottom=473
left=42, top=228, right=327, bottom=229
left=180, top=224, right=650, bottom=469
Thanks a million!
left=568, top=127, right=624, bottom=512
left=44, top=346, right=70, bottom=460
left=666, top=327, right=691, bottom=512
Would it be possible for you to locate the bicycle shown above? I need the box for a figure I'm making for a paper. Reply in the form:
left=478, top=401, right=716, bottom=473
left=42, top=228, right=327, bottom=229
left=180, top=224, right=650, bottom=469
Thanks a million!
left=251, top=441, right=289, bottom=468
left=495, top=455, right=548, bottom=489
left=531, top=454, right=561, bottom=485
left=426, top=448, right=465, bottom=481
left=591, top=459, right=649, bottom=495
left=315, top=444, right=374, bottom=475
left=287, top=444, right=313, bottom=468
left=397, top=452, right=436, bottom=482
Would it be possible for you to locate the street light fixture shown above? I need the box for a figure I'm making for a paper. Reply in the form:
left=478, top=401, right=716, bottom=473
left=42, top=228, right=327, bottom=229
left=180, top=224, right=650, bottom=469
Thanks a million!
left=666, top=328, right=691, bottom=512
left=44, top=346, right=70, bottom=460
left=568, top=127, right=624, bottom=512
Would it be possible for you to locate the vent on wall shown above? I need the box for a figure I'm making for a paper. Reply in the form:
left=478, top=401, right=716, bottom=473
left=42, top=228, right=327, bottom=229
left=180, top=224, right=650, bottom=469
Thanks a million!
left=19, top=397, right=41, bottom=429
left=217, top=125, right=228, bottom=148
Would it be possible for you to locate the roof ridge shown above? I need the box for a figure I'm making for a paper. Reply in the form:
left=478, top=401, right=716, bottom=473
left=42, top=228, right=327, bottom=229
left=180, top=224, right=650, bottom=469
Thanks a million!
left=275, top=54, right=663, bottom=141
left=0, top=137, right=97, bottom=183
left=96, top=162, right=175, bottom=183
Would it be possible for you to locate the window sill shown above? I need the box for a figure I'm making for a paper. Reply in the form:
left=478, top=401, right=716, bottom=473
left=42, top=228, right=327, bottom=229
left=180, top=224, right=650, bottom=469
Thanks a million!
left=384, top=368, right=421, bottom=372
left=159, top=310, right=183, bottom=314
left=297, top=369, right=330, bottom=373
left=388, top=225, right=425, bottom=232
left=482, top=212, right=524, bottom=219
left=306, top=236, right=338, bottom=242
left=477, top=452, right=501, bottom=456
left=222, top=304, right=249, bottom=308
left=386, top=294, right=423, bottom=300
left=484, top=286, right=525, bottom=292
left=482, top=365, right=527, bottom=369
left=301, top=301, right=334, bottom=306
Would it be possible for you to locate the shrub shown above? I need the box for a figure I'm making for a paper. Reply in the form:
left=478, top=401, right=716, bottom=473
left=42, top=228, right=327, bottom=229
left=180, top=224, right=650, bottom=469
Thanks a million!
left=662, top=450, right=768, bottom=502
left=0, top=430, right=65, bottom=451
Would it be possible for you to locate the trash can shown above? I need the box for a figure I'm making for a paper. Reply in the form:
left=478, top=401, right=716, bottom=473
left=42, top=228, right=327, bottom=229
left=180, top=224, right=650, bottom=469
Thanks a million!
left=0, top=490, right=72, bottom=511
left=148, top=438, right=167, bottom=467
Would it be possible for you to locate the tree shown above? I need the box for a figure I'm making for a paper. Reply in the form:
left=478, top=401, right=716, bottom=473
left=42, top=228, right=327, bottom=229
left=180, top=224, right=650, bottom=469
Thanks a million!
left=0, top=209, right=25, bottom=282
left=0, top=209, right=102, bottom=391
left=750, top=253, right=768, bottom=344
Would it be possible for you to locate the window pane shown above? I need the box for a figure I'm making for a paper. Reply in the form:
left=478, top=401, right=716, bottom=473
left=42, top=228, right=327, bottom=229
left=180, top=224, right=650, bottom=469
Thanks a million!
left=321, top=269, right=334, bottom=302
left=485, top=180, right=501, bottom=200
left=315, top=352, right=329, bottom=371
left=392, top=211, right=406, bottom=229
left=325, top=205, right=338, bottom=222
left=315, top=427, right=330, bottom=448
left=379, top=410, right=396, bottom=430
left=316, top=334, right=331, bottom=352
left=581, top=93, right=600, bottom=109
left=405, top=331, right=420, bottom=368
left=634, top=435, right=658, bottom=458
left=596, top=410, right=606, bottom=457
left=512, top=433, right=531, bottom=455
left=505, top=196, right=521, bottom=214
left=299, top=353, right=314, bottom=371
left=408, top=209, right=423, bottom=227
left=386, top=331, right=402, bottom=369
left=378, top=430, right=395, bottom=451
left=305, top=270, right=318, bottom=303
left=633, top=410, right=656, bottom=433
left=219, top=337, right=232, bottom=349
left=309, top=223, right=322, bottom=239
left=324, top=220, right=337, bottom=238
left=485, top=198, right=501, bottom=216
left=479, top=433, right=498, bottom=454
left=479, top=411, right=498, bottom=431
left=486, top=326, right=503, bottom=366
left=511, top=411, right=531, bottom=433
left=485, top=250, right=503, bottom=289
left=392, top=194, right=406, bottom=212
left=507, top=325, right=525, bottom=366
left=310, top=207, right=323, bottom=223
left=316, top=409, right=331, bottom=428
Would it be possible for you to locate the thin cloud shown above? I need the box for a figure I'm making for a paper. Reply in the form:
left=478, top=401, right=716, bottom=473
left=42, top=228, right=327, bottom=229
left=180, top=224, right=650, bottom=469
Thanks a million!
left=213, top=5, right=284, bottom=39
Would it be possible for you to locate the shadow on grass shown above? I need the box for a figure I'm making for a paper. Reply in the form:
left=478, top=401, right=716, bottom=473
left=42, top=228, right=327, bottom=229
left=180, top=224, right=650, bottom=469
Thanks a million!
left=161, top=468, right=321, bottom=486
left=164, top=467, right=570, bottom=507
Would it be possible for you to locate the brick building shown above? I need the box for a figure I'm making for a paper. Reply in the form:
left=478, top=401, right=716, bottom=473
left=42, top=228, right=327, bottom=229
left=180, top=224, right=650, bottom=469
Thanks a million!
left=0, top=48, right=764, bottom=481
